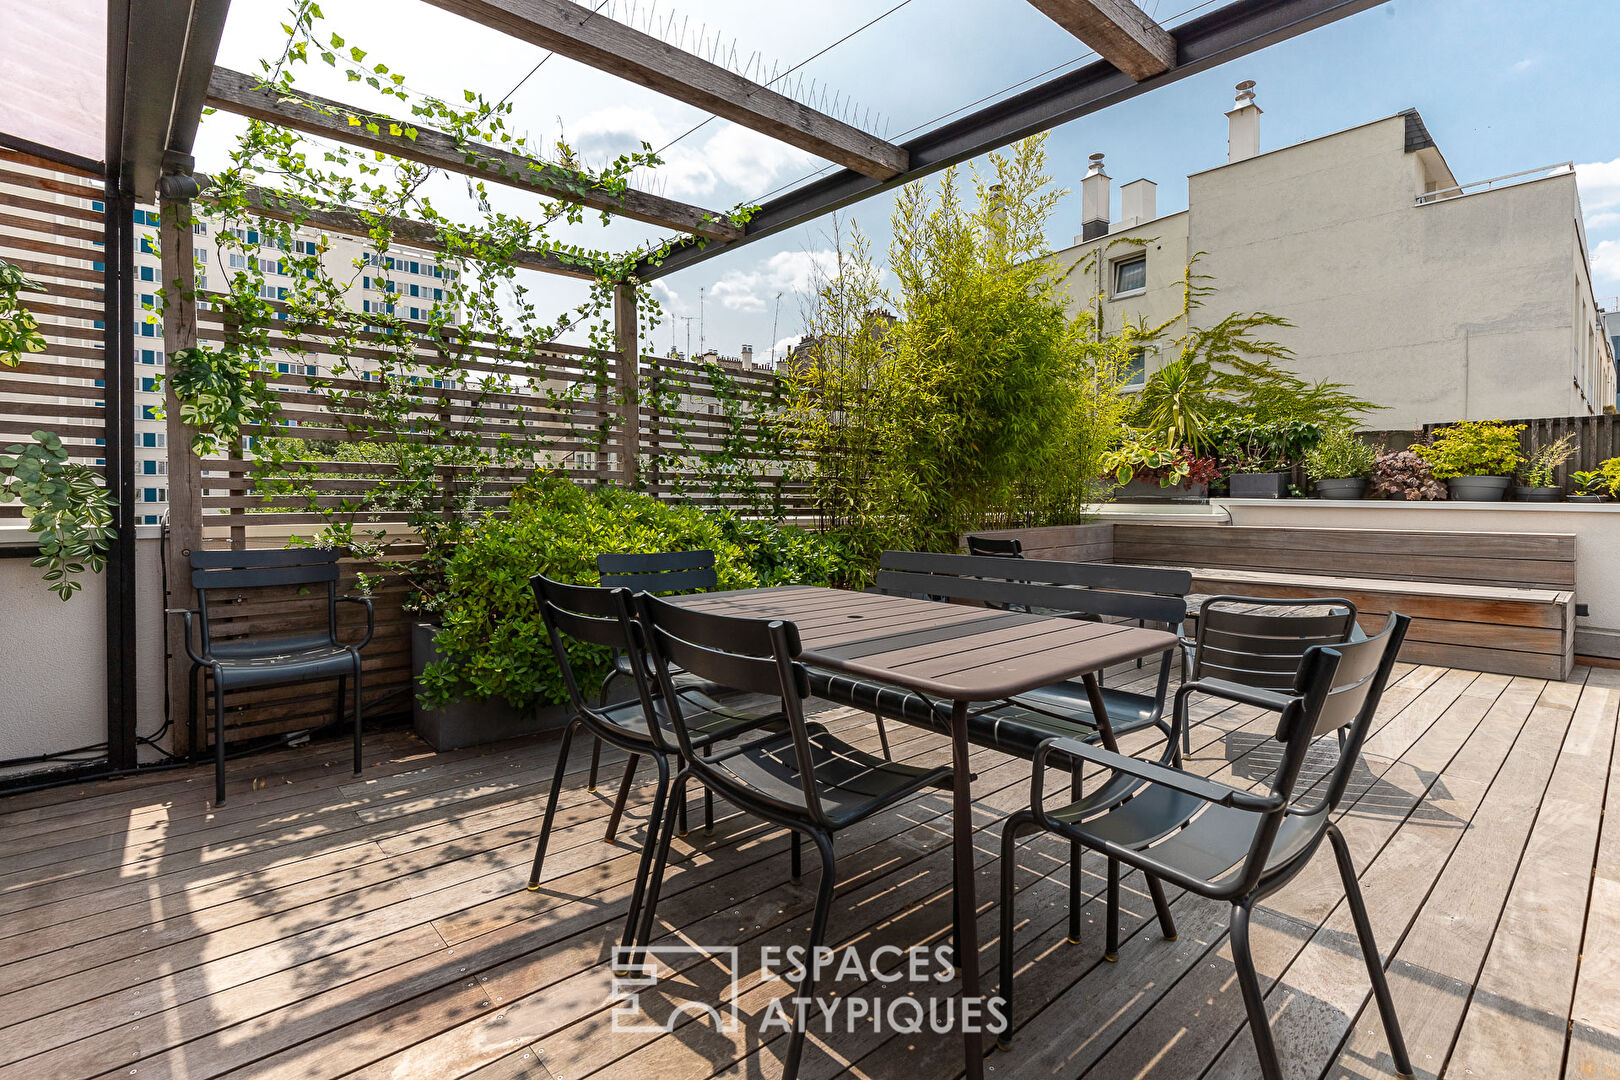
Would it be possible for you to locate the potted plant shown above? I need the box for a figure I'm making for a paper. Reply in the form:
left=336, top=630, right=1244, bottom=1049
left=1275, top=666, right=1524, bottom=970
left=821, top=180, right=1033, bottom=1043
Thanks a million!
left=1370, top=449, right=1447, bottom=501
left=1303, top=427, right=1377, bottom=499
left=1410, top=420, right=1525, bottom=502
left=1211, top=419, right=1323, bottom=500
left=1101, top=432, right=1219, bottom=503
left=1515, top=434, right=1577, bottom=501
left=1569, top=459, right=1619, bottom=503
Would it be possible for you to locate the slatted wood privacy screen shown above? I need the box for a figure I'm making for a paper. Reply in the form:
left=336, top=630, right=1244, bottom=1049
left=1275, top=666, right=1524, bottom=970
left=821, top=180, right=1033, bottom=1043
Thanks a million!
left=0, top=152, right=107, bottom=510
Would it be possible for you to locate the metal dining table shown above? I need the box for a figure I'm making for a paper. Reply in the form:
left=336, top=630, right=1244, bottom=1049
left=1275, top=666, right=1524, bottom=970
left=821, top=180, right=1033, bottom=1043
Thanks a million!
left=671, top=585, right=1179, bottom=1080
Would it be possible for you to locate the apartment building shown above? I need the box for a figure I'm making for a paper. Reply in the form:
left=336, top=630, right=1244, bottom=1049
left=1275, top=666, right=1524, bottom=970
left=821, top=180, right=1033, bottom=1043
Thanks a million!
left=126, top=210, right=458, bottom=523
left=1052, top=84, right=1618, bottom=428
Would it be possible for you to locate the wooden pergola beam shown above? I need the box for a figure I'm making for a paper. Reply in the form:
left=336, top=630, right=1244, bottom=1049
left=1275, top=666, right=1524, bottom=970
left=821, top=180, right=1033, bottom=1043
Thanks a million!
left=418, top=0, right=909, bottom=180
left=1026, top=0, right=1177, bottom=80
left=206, top=67, right=741, bottom=242
left=220, top=184, right=601, bottom=280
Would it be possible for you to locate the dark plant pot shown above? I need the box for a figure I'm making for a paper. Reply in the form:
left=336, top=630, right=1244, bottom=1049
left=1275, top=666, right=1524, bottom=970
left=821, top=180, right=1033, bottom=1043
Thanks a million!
left=1514, top=485, right=1561, bottom=502
left=1227, top=472, right=1289, bottom=499
left=411, top=622, right=569, bottom=751
left=1568, top=494, right=1610, bottom=504
left=1445, top=475, right=1511, bottom=502
left=1313, top=477, right=1367, bottom=500
left=1115, top=478, right=1208, bottom=504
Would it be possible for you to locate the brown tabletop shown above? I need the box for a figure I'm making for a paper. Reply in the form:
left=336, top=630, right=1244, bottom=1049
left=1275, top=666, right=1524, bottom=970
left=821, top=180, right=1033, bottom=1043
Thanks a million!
left=670, top=585, right=1176, bottom=1080
left=677, top=585, right=1179, bottom=702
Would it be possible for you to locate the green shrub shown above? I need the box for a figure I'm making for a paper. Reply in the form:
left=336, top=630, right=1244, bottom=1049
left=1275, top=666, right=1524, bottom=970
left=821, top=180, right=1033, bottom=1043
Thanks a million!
left=1302, top=428, right=1377, bottom=482
left=1410, top=421, right=1525, bottom=479
left=416, top=479, right=852, bottom=710
left=1518, top=434, right=1578, bottom=487
left=1572, top=458, right=1620, bottom=497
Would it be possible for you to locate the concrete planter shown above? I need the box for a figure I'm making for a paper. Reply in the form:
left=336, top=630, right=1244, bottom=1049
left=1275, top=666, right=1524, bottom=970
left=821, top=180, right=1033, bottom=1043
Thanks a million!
left=1227, top=472, right=1289, bottom=499
left=1569, top=494, right=1610, bottom=504
left=1313, top=477, right=1367, bottom=500
left=1514, top=485, right=1561, bottom=502
left=1445, top=475, right=1511, bottom=502
left=1115, top=478, right=1208, bottom=504
left=410, top=622, right=569, bottom=751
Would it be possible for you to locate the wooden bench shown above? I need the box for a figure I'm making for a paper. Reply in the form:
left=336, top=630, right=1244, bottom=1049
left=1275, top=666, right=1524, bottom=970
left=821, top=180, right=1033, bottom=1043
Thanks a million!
left=1110, top=524, right=1576, bottom=679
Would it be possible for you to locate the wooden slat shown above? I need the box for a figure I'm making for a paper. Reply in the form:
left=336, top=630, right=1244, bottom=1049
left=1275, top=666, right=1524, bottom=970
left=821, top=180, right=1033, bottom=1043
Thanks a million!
left=206, top=68, right=742, bottom=242
left=1026, top=0, right=1177, bottom=80
left=420, top=0, right=908, bottom=180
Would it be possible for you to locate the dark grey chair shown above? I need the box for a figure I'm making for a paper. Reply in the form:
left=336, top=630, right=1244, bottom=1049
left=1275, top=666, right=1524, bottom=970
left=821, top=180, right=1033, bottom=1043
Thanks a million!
left=173, top=548, right=373, bottom=806
left=523, top=574, right=777, bottom=955
left=1180, top=595, right=1359, bottom=753
left=997, top=614, right=1415, bottom=1080
left=965, top=534, right=1023, bottom=558
left=592, top=550, right=726, bottom=839
left=633, top=592, right=954, bottom=1080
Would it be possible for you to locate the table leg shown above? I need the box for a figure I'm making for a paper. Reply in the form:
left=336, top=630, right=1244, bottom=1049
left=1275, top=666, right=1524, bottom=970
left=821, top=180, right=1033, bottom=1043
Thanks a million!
left=1081, top=672, right=1121, bottom=752
left=949, top=699, right=985, bottom=1080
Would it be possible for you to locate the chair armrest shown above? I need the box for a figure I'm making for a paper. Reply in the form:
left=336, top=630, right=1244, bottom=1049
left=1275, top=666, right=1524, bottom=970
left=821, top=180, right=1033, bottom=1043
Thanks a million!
left=335, top=596, right=375, bottom=650
left=1181, top=678, right=1294, bottom=714
left=1030, top=735, right=1280, bottom=832
left=164, top=608, right=207, bottom=666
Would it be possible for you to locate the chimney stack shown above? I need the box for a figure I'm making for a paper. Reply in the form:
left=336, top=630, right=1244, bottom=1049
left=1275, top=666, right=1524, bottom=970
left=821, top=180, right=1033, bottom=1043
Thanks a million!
left=741, top=344, right=754, bottom=367
left=1080, top=153, right=1110, bottom=241
left=1118, top=178, right=1157, bottom=228
left=1226, top=80, right=1261, bottom=163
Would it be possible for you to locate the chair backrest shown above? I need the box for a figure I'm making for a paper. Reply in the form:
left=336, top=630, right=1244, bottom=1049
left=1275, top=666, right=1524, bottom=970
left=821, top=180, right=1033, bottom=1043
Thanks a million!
left=1235, top=613, right=1409, bottom=891
left=190, top=548, right=342, bottom=648
left=597, top=549, right=717, bottom=594
left=965, top=535, right=1023, bottom=558
left=636, top=593, right=829, bottom=828
left=530, top=574, right=664, bottom=745
left=875, top=551, right=1189, bottom=628
left=1190, top=595, right=1358, bottom=691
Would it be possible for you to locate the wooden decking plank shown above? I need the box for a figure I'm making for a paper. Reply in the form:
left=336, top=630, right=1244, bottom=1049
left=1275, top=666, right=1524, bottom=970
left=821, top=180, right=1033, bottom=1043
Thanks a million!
left=1315, top=675, right=1587, bottom=1080
left=1442, top=668, right=1619, bottom=1078
left=1059, top=666, right=1525, bottom=1080
left=1557, top=667, right=1620, bottom=1080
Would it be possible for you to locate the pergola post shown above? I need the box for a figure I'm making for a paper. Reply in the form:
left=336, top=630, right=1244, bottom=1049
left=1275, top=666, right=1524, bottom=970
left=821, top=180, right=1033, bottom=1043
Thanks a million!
left=613, top=281, right=640, bottom=488
left=160, top=194, right=203, bottom=757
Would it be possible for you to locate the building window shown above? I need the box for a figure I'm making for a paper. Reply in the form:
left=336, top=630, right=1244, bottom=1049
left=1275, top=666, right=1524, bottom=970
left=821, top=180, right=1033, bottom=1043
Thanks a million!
left=140, top=432, right=167, bottom=448
left=139, top=236, right=158, bottom=255
left=1112, top=255, right=1147, bottom=297
left=141, top=377, right=158, bottom=392
left=139, top=266, right=156, bottom=282
left=228, top=253, right=247, bottom=269
left=1122, top=347, right=1147, bottom=389
left=193, top=222, right=207, bottom=235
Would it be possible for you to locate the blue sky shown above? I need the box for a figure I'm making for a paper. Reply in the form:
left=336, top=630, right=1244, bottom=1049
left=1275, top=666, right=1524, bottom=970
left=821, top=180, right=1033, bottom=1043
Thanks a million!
left=204, top=0, right=1620, bottom=359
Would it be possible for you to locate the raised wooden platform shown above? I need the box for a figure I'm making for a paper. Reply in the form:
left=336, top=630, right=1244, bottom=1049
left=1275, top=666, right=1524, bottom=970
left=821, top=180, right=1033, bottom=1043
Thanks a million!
left=1, top=658, right=1617, bottom=1080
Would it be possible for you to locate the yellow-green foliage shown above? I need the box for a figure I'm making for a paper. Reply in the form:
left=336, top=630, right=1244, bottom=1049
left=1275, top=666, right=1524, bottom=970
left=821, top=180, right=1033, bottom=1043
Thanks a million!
left=1411, top=420, right=1525, bottom=480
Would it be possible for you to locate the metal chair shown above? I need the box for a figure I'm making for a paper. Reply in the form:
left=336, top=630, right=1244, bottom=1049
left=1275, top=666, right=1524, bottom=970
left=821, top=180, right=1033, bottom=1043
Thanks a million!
left=998, top=614, right=1415, bottom=1080
left=588, top=550, right=719, bottom=799
left=524, top=574, right=777, bottom=954
left=172, top=548, right=373, bottom=807
left=633, top=592, right=954, bottom=1080
left=1181, top=594, right=1359, bottom=753
left=965, top=535, right=1023, bottom=558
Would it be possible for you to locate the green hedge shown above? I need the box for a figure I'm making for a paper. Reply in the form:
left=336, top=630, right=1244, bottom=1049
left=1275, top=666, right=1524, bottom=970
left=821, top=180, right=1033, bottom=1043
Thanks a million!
left=417, top=478, right=854, bottom=710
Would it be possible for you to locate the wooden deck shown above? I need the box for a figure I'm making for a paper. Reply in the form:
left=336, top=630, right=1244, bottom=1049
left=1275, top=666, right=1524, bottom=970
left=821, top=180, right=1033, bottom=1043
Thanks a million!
left=1, top=659, right=1617, bottom=1080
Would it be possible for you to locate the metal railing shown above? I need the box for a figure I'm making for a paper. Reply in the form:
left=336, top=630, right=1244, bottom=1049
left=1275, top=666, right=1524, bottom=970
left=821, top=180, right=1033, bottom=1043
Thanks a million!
left=1415, top=162, right=1575, bottom=205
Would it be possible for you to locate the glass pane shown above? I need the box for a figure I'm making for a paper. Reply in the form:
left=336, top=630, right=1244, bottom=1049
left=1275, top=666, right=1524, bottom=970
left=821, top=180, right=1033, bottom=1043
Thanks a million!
left=1114, top=257, right=1147, bottom=294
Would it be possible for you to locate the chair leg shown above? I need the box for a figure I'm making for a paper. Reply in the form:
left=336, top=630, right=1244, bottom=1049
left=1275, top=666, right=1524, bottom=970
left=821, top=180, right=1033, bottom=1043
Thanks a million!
left=335, top=673, right=346, bottom=733
left=587, top=737, right=603, bottom=793
left=1104, top=857, right=1120, bottom=962
left=350, top=663, right=363, bottom=777
left=704, top=787, right=714, bottom=833
left=1069, top=769, right=1083, bottom=944
left=677, top=788, right=689, bottom=837
left=1231, top=898, right=1283, bottom=1080
left=630, top=771, right=686, bottom=962
left=875, top=713, right=892, bottom=761
left=188, top=662, right=200, bottom=762
left=526, top=720, right=579, bottom=891
left=604, top=753, right=640, bottom=843
left=790, top=830, right=802, bottom=884
left=213, top=671, right=227, bottom=807
left=1328, top=823, right=1416, bottom=1079
left=996, top=812, right=1032, bottom=1051
left=620, top=755, right=672, bottom=966
left=782, top=831, right=837, bottom=1080
left=1147, top=874, right=1177, bottom=941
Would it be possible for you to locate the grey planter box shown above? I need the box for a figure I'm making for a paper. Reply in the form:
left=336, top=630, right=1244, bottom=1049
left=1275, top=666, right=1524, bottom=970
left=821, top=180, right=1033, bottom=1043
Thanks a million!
left=1569, top=494, right=1610, bottom=503
left=1514, top=485, right=1561, bottom=502
left=1228, top=472, right=1289, bottom=499
left=1313, top=477, right=1367, bottom=500
left=1115, top=478, right=1208, bottom=504
left=411, top=622, right=570, bottom=751
left=1446, top=475, right=1511, bottom=502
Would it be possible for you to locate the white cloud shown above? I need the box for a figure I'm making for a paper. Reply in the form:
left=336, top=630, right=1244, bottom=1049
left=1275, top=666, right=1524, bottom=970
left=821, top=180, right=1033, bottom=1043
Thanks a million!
left=1511, top=56, right=1538, bottom=73
left=649, top=279, right=681, bottom=310
left=709, top=249, right=836, bottom=313
left=1592, top=238, right=1620, bottom=290
left=1578, top=157, right=1620, bottom=215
